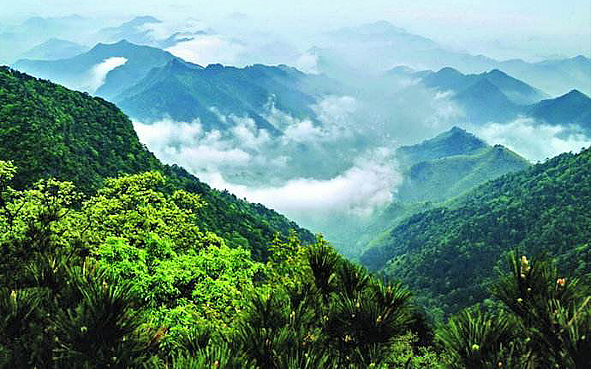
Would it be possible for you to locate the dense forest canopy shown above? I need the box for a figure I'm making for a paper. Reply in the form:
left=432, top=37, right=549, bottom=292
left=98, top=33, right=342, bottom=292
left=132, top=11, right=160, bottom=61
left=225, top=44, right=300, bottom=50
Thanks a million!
left=0, top=66, right=313, bottom=260
left=361, top=146, right=591, bottom=318
left=1, top=32, right=590, bottom=366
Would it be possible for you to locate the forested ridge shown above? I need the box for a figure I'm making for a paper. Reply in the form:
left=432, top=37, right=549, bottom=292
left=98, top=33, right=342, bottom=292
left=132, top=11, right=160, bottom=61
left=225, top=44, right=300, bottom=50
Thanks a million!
left=0, top=65, right=313, bottom=259
left=0, top=66, right=590, bottom=368
left=362, top=146, right=591, bottom=317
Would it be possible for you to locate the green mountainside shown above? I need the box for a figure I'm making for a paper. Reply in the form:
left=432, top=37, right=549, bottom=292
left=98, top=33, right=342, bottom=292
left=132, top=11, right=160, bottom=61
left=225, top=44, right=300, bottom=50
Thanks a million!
left=0, top=66, right=313, bottom=259
left=0, top=62, right=589, bottom=369
left=397, top=143, right=530, bottom=203
left=361, top=146, right=591, bottom=316
left=338, top=127, right=530, bottom=259
left=396, top=126, right=488, bottom=167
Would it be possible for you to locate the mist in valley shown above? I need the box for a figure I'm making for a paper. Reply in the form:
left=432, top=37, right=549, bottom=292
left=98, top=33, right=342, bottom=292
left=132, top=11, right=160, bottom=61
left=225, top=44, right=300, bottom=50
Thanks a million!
left=2, top=0, right=590, bottom=255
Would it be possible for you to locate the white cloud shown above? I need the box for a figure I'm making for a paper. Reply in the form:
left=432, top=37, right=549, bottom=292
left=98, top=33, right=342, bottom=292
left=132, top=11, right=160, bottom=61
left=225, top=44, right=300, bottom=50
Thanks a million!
left=202, top=147, right=400, bottom=219
left=87, top=56, right=127, bottom=92
left=139, top=17, right=208, bottom=41
left=313, top=95, right=357, bottom=126
left=434, top=90, right=454, bottom=100
left=165, top=35, right=245, bottom=66
left=133, top=117, right=271, bottom=172
left=472, top=118, right=591, bottom=162
left=229, top=117, right=271, bottom=150
left=282, top=120, right=327, bottom=143
left=294, top=51, right=319, bottom=74
left=263, top=95, right=358, bottom=144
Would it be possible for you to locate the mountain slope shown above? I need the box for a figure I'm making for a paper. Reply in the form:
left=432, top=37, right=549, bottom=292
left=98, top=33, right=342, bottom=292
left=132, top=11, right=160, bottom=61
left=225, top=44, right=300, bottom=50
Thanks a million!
left=454, top=78, right=521, bottom=123
left=480, top=69, right=547, bottom=105
left=396, top=126, right=489, bottom=166
left=0, top=65, right=314, bottom=260
left=339, top=127, right=530, bottom=259
left=397, top=144, right=530, bottom=203
left=528, top=89, right=591, bottom=129
left=20, top=38, right=88, bottom=61
left=12, top=40, right=178, bottom=99
left=115, top=59, right=332, bottom=130
left=361, top=146, right=591, bottom=316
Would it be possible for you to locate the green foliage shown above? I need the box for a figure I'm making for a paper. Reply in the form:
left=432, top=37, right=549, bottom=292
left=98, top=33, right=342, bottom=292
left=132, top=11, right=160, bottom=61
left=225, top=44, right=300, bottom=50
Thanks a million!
left=438, top=252, right=591, bottom=368
left=0, top=66, right=314, bottom=261
left=492, top=252, right=591, bottom=368
left=363, top=147, right=591, bottom=316
left=437, top=308, right=518, bottom=369
left=52, top=263, right=150, bottom=368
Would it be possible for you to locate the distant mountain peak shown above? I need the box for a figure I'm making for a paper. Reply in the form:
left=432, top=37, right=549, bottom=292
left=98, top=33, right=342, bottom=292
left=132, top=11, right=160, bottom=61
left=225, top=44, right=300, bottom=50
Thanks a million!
left=457, top=77, right=507, bottom=99
left=565, top=89, right=586, bottom=98
left=114, top=39, right=132, bottom=45
left=436, top=66, right=463, bottom=76
left=363, top=20, right=406, bottom=34
left=528, top=88, right=591, bottom=127
left=124, top=15, right=161, bottom=26
left=487, top=69, right=508, bottom=77
left=163, top=57, right=203, bottom=71
left=545, top=89, right=591, bottom=105
left=396, top=126, right=488, bottom=165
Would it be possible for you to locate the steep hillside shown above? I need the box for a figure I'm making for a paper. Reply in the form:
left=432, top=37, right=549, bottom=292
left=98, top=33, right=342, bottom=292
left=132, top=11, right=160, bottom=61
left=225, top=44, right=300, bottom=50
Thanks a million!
left=115, top=59, right=335, bottom=129
left=361, top=146, right=591, bottom=316
left=0, top=66, right=314, bottom=259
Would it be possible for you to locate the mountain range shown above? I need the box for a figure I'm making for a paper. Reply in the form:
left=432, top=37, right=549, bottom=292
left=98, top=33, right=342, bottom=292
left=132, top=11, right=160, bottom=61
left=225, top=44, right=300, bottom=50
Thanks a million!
left=13, top=40, right=178, bottom=99
left=315, top=21, right=591, bottom=96
left=12, top=40, right=342, bottom=132
left=361, top=144, right=591, bottom=316
left=0, top=65, right=314, bottom=260
left=114, top=58, right=336, bottom=130
left=411, top=66, right=591, bottom=127
left=333, top=127, right=531, bottom=259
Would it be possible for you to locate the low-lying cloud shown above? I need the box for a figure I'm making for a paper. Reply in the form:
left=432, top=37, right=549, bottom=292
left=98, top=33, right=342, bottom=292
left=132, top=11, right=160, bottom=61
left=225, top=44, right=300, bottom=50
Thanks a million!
left=199, top=147, right=400, bottom=221
left=87, top=56, right=127, bottom=92
left=166, top=35, right=245, bottom=66
left=472, top=118, right=591, bottom=162
left=133, top=97, right=402, bottom=227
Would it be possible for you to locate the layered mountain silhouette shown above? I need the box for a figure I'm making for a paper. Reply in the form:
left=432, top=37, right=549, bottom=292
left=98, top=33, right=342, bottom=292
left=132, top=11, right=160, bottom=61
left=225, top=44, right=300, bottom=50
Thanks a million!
left=316, top=21, right=591, bottom=95
left=0, top=65, right=314, bottom=260
left=114, top=58, right=334, bottom=130
left=20, top=38, right=88, bottom=61
left=13, top=40, right=178, bottom=99
left=412, top=66, right=590, bottom=126
left=419, top=67, right=548, bottom=123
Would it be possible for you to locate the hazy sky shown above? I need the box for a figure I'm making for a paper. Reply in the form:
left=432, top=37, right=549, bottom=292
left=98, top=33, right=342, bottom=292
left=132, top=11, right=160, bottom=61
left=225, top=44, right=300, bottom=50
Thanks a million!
left=3, top=0, right=589, bottom=59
